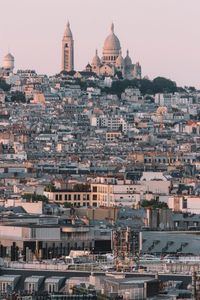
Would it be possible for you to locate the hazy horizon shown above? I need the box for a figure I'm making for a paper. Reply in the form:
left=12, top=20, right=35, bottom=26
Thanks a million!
left=1, top=0, right=200, bottom=87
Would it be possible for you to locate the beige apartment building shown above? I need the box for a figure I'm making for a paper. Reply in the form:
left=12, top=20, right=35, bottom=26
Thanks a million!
left=44, top=189, right=92, bottom=207
left=44, top=178, right=142, bottom=208
left=44, top=173, right=171, bottom=208
left=91, top=177, right=142, bottom=207
left=168, top=195, right=200, bottom=214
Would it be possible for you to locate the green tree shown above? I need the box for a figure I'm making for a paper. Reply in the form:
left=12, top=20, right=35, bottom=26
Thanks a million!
left=73, top=184, right=90, bottom=192
left=10, top=91, right=26, bottom=103
left=141, top=199, right=168, bottom=209
left=63, top=202, right=73, bottom=208
left=102, top=76, right=178, bottom=97
left=22, top=193, right=48, bottom=203
left=0, top=79, right=10, bottom=92
left=44, top=183, right=56, bottom=192
left=152, top=77, right=177, bottom=94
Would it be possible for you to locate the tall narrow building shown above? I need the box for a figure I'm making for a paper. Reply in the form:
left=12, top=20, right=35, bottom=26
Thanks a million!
left=61, top=22, right=74, bottom=72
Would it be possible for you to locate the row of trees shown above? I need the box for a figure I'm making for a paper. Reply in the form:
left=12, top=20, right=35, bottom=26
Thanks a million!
left=141, top=199, right=168, bottom=209
left=103, top=76, right=178, bottom=97
left=22, top=193, right=48, bottom=203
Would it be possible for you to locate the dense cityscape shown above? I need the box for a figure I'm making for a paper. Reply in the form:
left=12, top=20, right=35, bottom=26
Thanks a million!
left=0, top=19, right=200, bottom=300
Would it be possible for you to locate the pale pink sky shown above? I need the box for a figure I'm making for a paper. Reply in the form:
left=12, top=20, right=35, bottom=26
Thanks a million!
left=1, top=0, right=200, bottom=87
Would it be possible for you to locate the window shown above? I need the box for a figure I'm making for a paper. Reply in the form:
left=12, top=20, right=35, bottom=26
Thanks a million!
left=32, top=228, right=36, bottom=238
left=182, top=198, right=187, bottom=209
left=2, top=283, right=6, bottom=292
left=59, top=195, right=62, bottom=201
left=93, top=186, right=97, bottom=192
left=65, top=194, right=68, bottom=201
left=93, top=194, right=97, bottom=200
left=55, top=194, right=59, bottom=201
left=77, top=194, right=80, bottom=201
left=175, top=221, right=179, bottom=227
left=68, top=194, right=71, bottom=200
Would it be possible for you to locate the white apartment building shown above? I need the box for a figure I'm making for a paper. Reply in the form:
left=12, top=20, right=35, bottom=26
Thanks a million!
left=91, top=177, right=143, bottom=207
left=91, top=115, right=130, bottom=133
left=140, top=172, right=171, bottom=195
left=168, top=195, right=200, bottom=214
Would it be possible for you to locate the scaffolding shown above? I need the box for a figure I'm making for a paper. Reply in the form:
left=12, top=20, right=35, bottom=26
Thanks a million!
left=112, top=227, right=139, bottom=270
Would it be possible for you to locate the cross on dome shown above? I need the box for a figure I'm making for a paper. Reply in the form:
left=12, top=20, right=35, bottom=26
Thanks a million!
left=111, top=22, right=114, bottom=33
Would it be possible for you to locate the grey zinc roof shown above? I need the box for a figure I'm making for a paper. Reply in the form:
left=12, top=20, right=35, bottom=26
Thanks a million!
left=45, top=276, right=65, bottom=284
left=0, top=275, right=21, bottom=282
left=24, top=276, right=45, bottom=283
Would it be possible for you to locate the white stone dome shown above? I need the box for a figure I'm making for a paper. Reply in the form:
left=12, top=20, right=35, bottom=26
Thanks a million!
left=103, top=23, right=121, bottom=53
left=3, top=52, right=14, bottom=70
left=124, top=50, right=132, bottom=66
left=115, top=51, right=124, bottom=66
left=92, top=50, right=101, bottom=66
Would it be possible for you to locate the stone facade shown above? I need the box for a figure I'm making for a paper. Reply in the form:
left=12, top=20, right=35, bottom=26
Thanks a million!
left=61, top=22, right=74, bottom=72
left=89, top=23, right=142, bottom=79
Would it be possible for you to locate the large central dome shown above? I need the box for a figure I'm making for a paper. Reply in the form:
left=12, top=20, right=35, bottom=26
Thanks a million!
left=102, top=23, right=121, bottom=64
left=103, top=23, right=121, bottom=51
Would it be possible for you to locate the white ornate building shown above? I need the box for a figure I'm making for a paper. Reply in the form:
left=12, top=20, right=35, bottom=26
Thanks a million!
left=3, top=53, right=14, bottom=71
left=0, top=52, right=15, bottom=78
left=61, top=22, right=74, bottom=72
left=89, top=23, right=141, bottom=79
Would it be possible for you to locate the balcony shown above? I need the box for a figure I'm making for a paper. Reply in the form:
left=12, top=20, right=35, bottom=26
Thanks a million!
left=61, top=226, right=90, bottom=233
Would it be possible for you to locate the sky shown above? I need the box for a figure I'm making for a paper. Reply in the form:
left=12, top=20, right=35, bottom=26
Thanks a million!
left=1, top=0, right=200, bottom=87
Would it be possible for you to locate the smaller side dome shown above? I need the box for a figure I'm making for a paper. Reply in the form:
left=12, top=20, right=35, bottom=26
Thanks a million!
left=3, top=53, right=14, bottom=70
left=92, top=50, right=101, bottom=67
left=115, top=51, right=124, bottom=67
left=124, top=50, right=132, bottom=66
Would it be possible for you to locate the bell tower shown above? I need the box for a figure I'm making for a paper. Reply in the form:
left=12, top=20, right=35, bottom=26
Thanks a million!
left=61, top=22, right=74, bottom=72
